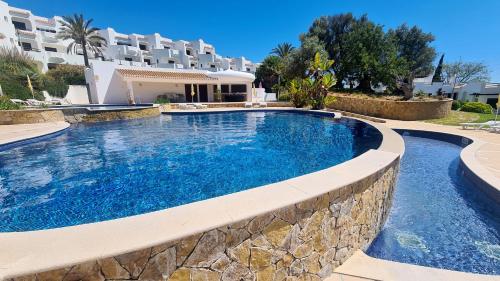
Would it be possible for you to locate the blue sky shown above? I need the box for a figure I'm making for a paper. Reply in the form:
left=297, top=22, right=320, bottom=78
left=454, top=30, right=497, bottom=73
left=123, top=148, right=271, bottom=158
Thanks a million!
left=7, top=0, right=500, bottom=81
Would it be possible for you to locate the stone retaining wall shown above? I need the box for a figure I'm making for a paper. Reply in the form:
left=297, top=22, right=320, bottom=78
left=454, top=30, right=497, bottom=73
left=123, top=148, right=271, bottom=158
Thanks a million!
left=9, top=158, right=399, bottom=281
left=0, top=107, right=160, bottom=125
left=327, top=95, right=452, bottom=121
left=0, top=109, right=65, bottom=125
left=168, top=102, right=292, bottom=110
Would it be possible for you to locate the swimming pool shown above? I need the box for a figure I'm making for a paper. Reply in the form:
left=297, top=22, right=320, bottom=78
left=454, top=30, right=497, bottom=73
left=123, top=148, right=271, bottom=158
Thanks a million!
left=0, top=111, right=382, bottom=232
left=367, top=134, right=500, bottom=274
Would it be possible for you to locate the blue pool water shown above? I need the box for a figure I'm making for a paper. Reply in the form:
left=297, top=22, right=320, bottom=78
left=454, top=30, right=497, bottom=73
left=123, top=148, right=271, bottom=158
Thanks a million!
left=367, top=134, right=500, bottom=274
left=0, top=111, right=382, bottom=232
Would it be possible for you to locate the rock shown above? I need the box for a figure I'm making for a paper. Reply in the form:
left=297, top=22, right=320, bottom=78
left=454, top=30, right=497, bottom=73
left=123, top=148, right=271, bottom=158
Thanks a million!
left=221, top=262, right=254, bottom=281
left=115, top=248, right=151, bottom=278
left=251, top=234, right=272, bottom=248
left=263, top=219, right=292, bottom=248
left=139, top=247, right=176, bottom=280
left=176, top=233, right=202, bottom=265
left=256, top=266, right=276, bottom=281
left=228, top=240, right=250, bottom=266
left=169, top=268, right=191, bottom=280
left=184, top=230, right=226, bottom=267
left=151, top=240, right=177, bottom=257
left=191, top=269, right=221, bottom=281
left=291, top=240, right=313, bottom=259
left=225, top=228, right=251, bottom=248
left=274, top=268, right=289, bottom=281
left=211, top=254, right=231, bottom=272
left=62, top=261, right=104, bottom=281
left=334, top=247, right=349, bottom=263
left=290, top=259, right=304, bottom=276
left=250, top=247, right=273, bottom=270
left=301, top=252, right=320, bottom=274
left=97, top=257, right=130, bottom=279
left=319, top=248, right=336, bottom=267
left=247, top=213, right=274, bottom=235
left=317, top=264, right=333, bottom=279
left=288, top=224, right=302, bottom=253
left=274, top=206, right=297, bottom=224
left=36, top=267, right=71, bottom=281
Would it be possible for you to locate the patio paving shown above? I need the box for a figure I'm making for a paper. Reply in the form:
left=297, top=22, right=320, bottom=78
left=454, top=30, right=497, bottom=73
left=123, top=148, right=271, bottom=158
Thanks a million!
left=0, top=121, right=69, bottom=146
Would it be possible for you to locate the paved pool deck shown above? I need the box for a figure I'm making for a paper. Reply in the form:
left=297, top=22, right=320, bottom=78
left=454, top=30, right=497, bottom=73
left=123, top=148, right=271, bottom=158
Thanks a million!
left=0, top=121, right=69, bottom=146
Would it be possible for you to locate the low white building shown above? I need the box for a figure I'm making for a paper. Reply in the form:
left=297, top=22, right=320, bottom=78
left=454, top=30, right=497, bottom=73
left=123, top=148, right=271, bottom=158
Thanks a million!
left=87, top=61, right=256, bottom=104
left=414, top=75, right=500, bottom=108
left=0, top=1, right=257, bottom=73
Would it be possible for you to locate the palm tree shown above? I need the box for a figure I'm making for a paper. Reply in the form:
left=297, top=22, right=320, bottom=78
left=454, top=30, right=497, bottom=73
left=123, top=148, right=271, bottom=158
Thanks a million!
left=57, top=14, right=106, bottom=103
left=271, top=43, right=295, bottom=59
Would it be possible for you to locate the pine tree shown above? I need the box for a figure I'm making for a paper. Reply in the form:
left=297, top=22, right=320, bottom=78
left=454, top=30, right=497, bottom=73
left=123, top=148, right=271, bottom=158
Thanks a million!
left=432, top=54, right=445, bottom=83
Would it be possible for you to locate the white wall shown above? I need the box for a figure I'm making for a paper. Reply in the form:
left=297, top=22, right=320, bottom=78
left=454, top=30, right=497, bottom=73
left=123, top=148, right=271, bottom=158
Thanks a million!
left=131, top=82, right=185, bottom=103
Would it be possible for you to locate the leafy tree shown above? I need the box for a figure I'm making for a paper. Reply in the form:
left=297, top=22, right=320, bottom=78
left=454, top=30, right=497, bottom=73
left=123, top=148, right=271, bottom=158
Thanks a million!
left=443, top=61, right=490, bottom=84
left=57, top=14, right=107, bottom=103
left=283, top=36, right=328, bottom=81
left=255, top=55, right=282, bottom=93
left=303, top=13, right=367, bottom=88
left=342, top=20, right=400, bottom=92
left=271, top=43, right=295, bottom=59
left=432, top=54, right=444, bottom=82
left=388, top=24, right=436, bottom=99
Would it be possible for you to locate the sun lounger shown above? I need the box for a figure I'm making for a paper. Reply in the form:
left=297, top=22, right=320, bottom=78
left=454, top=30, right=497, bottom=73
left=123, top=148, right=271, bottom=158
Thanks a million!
left=193, top=103, right=208, bottom=109
left=10, top=99, right=27, bottom=105
left=460, top=121, right=499, bottom=130
left=490, top=125, right=500, bottom=133
left=333, top=112, right=342, bottom=119
left=258, top=102, right=267, bottom=108
left=178, top=103, right=195, bottom=110
left=244, top=102, right=253, bottom=108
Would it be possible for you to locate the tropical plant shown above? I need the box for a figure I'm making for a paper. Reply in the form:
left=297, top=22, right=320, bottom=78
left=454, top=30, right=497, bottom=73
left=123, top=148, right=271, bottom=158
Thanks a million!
left=255, top=56, right=282, bottom=93
left=283, top=36, right=328, bottom=81
left=287, top=52, right=337, bottom=109
left=0, top=47, right=44, bottom=100
left=271, top=43, right=295, bottom=59
left=57, top=14, right=107, bottom=103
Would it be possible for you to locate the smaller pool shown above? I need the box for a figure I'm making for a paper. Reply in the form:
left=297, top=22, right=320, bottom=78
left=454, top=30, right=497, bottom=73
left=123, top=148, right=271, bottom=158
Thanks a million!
left=367, top=133, right=500, bottom=274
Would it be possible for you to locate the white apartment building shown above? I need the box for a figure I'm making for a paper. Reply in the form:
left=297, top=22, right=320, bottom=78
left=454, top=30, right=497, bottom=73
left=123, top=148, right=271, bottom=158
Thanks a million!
left=0, top=1, right=257, bottom=73
left=414, top=75, right=500, bottom=108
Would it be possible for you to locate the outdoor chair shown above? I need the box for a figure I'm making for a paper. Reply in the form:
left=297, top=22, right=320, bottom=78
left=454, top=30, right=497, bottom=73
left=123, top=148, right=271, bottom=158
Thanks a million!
left=460, top=121, right=499, bottom=130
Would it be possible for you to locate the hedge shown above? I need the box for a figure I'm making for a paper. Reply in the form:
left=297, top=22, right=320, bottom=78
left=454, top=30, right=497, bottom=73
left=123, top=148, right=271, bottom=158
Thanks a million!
left=460, top=102, right=493, bottom=114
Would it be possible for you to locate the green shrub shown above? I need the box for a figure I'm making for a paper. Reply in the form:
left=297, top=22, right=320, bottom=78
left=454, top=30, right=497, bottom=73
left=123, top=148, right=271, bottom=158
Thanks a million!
left=0, top=95, right=21, bottom=110
left=278, top=91, right=290, bottom=101
left=43, top=76, right=69, bottom=98
left=461, top=102, right=493, bottom=114
left=451, top=100, right=465, bottom=110
left=45, top=64, right=85, bottom=85
left=154, top=96, right=170, bottom=104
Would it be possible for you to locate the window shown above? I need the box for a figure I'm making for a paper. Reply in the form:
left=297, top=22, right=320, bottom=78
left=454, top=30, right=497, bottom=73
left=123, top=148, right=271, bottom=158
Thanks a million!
left=231, top=84, right=247, bottom=93
left=190, top=63, right=195, bottom=67
left=117, top=41, right=131, bottom=46
left=12, top=21, right=27, bottom=30
left=206, top=51, right=211, bottom=55
left=186, top=49, right=191, bottom=55
left=44, top=47, right=57, bottom=52
left=164, top=46, right=170, bottom=49
left=200, top=64, right=203, bottom=68
left=124, top=57, right=133, bottom=62
left=36, top=27, right=56, bottom=33
left=211, top=64, right=216, bottom=68
left=144, top=58, right=151, bottom=65
left=246, top=68, right=251, bottom=72
left=21, top=42, right=32, bottom=51
left=221, top=84, right=229, bottom=93
left=139, top=44, right=147, bottom=51
left=168, top=60, right=175, bottom=64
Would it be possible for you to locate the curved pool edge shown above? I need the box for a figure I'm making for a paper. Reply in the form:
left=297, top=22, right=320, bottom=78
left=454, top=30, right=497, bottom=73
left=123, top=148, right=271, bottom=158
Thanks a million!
left=0, top=121, right=70, bottom=151
left=0, top=110, right=405, bottom=280
left=393, top=128, right=499, bottom=203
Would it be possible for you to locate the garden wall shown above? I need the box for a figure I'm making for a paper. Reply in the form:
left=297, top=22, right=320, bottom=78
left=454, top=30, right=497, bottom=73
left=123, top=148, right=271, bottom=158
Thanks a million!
left=327, top=95, right=452, bottom=121
left=0, top=109, right=65, bottom=125
left=7, top=158, right=399, bottom=281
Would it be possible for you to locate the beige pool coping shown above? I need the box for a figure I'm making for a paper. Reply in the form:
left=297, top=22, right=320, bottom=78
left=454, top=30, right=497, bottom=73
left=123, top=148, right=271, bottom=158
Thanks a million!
left=329, top=250, right=498, bottom=281
left=0, top=110, right=404, bottom=280
left=0, top=121, right=69, bottom=146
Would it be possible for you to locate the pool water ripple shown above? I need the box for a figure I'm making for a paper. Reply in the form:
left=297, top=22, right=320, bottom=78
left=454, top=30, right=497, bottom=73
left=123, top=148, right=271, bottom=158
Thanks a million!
left=0, top=111, right=381, bottom=232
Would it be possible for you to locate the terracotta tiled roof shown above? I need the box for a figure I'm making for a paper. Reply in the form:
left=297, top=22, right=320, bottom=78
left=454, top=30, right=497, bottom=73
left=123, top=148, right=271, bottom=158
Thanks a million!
left=117, top=69, right=217, bottom=81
